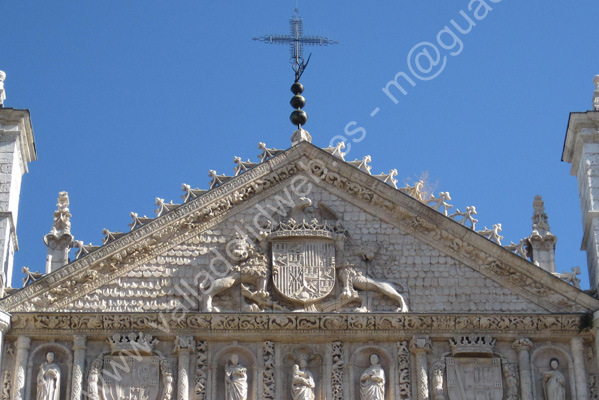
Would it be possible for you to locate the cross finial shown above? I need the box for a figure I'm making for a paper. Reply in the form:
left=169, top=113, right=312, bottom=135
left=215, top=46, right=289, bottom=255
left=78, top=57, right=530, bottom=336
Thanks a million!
left=253, top=9, right=338, bottom=140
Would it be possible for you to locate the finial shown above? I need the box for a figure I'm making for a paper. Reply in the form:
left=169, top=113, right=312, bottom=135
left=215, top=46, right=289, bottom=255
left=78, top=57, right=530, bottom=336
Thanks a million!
left=0, top=70, right=6, bottom=108
left=43, top=191, right=74, bottom=274
left=593, top=75, right=599, bottom=111
left=253, top=9, right=338, bottom=142
left=532, top=194, right=551, bottom=236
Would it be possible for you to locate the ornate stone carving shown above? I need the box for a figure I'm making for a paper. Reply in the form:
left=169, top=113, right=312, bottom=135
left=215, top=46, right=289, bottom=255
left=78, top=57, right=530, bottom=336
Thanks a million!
left=1, top=371, right=10, bottom=400
left=263, top=341, right=276, bottom=400
left=543, top=358, right=566, bottom=400
left=397, top=341, right=412, bottom=400
left=108, top=332, right=159, bottom=355
left=449, top=206, right=478, bottom=230
left=449, top=335, right=495, bottom=356
left=410, top=336, right=431, bottom=400
left=291, top=354, right=315, bottom=400
left=194, top=341, right=207, bottom=400
left=446, top=357, right=503, bottom=400
left=175, top=336, right=194, bottom=400
left=431, top=360, right=445, bottom=400
left=553, top=266, right=581, bottom=288
left=427, top=192, right=452, bottom=216
left=331, top=341, right=344, bottom=400
left=360, top=354, right=385, bottom=400
left=21, top=267, right=43, bottom=287
left=224, top=354, right=248, bottom=400
left=36, top=352, right=61, bottom=400
left=71, top=336, right=86, bottom=400
left=501, top=361, right=518, bottom=400
left=589, top=374, right=598, bottom=400
left=477, top=224, right=503, bottom=245
left=200, top=233, right=270, bottom=312
left=347, top=155, right=372, bottom=174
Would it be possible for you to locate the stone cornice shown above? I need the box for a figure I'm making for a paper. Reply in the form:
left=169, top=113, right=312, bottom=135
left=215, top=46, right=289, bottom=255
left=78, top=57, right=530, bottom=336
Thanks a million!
left=562, top=111, right=599, bottom=175
left=6, top=312, right=587, bottom=339
left=2, top=142, right=597, bottom=314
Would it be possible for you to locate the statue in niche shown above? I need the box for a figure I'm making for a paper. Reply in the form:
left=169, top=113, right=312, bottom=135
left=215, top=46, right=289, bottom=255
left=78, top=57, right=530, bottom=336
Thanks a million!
left=360, top=354, right=385, bottom=400
left=87, top=358, right=102, bottom=400
left=543, top=358, right=566, bottom=400
left=225, top=354, right=248, bottom=400
left=36, top=352, right=60, bottom=400
left=291, top=357, right=315, bottom=400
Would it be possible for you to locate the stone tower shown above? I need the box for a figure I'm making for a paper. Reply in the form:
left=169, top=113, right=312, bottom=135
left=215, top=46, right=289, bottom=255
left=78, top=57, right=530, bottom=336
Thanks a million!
left=562, top=75, right=599, bottom=292
left=0, top=71, right=37, bottom=294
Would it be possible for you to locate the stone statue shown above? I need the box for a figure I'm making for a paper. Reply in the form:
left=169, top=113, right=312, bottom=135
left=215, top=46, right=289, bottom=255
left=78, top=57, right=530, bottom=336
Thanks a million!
left=291, top=358, right=315, bottom=400
left=543, top=358, right=566, bottom=400
left=36, top=352, right=60, bottom=400
left=87, top=357, right=102, bottom=400
left=360, top=354, right=385, bottom=400
left=225, top=354, right=248, bottom=400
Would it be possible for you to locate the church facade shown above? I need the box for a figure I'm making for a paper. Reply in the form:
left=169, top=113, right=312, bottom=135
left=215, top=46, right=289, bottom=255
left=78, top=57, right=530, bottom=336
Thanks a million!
left=0, top=71, right=599, bottom=400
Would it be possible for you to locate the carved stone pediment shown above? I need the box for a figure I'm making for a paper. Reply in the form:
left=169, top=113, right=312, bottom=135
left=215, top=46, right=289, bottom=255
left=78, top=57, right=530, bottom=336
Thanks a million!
left=3, top=142, right=597, bottom=315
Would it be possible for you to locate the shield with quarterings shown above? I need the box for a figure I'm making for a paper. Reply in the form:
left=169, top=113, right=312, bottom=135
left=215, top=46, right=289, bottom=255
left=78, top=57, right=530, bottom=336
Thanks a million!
left=446, top=357, right=503, bottom=400
left=101, top=355, right=160, bottom=400
left=271, top=240, right=336, bottom=305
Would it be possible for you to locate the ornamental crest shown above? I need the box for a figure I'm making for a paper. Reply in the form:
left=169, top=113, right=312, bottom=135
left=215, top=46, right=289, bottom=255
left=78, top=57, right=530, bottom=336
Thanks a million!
left=102, top=355, right=160, bottom=400
left=272, top=239, right=336, bottom=304
left=446, top=357, right=503, bottom=400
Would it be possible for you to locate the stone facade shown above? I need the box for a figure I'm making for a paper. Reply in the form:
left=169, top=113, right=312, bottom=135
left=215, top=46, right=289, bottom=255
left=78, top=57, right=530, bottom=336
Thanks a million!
left=1, top=75, right=599, bottom=400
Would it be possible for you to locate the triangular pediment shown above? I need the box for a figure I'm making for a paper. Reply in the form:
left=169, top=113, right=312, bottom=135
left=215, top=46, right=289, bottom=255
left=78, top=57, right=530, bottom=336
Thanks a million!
left=3, top=142, right=597, bottom=315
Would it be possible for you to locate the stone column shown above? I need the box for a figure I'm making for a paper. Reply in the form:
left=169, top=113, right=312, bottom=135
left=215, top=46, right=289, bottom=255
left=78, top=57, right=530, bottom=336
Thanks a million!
left=512, top=338, right=533, bottom=400
left=175, top=336, right=194, bottom=400
left=410, top=336, right=432, bottom=400
left=71, top=335, right=86, bottom=400
left=0, top=311, right=10, bottom=370
left=11, top=335, right=30, bottom=400
left=571, top=337, right=589, bottom=400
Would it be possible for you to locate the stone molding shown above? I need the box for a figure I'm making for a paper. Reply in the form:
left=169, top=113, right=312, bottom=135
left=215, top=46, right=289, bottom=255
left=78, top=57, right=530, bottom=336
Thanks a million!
left=2, top=142, right=596, bottom=314
left=5, top=312, right=584, bottom=336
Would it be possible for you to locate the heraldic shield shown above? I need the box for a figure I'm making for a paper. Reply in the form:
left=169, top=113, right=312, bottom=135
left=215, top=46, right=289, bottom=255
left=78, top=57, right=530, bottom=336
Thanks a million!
left=271, top=240, right=336, bottom=304
left=446, top=357, right=503, bottom=400
left=102, top=355, right=160, bottom=400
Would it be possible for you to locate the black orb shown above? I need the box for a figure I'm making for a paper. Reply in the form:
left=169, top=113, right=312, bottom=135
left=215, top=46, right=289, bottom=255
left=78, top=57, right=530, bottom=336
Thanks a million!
left=291, top=82, right=304, bottom=94
left=290, top=109, right=308, bottom=126
left=290, top=95, right=306, bottom=109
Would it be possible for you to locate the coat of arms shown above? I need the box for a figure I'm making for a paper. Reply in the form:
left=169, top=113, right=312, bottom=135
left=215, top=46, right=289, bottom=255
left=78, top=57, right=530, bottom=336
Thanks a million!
left=272, top=240, right=336, bottom=304
left=102, top=356, right=160, bottom=400
left=446, top=357, right=503, bottom=400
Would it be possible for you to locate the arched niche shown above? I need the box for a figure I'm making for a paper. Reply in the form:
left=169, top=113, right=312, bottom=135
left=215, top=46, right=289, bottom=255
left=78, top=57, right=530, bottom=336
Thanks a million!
left=530, top=343, right=575, bottom=400
left=283, top=346, right=323, bottom=400
left=348, top=345, right=395, bottom=400
left=26, top=342, right=73, bottom=400
left=210, top=344, right=257, bottom=400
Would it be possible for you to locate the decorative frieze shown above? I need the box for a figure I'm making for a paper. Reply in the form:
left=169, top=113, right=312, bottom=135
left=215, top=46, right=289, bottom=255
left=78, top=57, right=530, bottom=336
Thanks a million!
left=6, top=313, right=585, bottom=334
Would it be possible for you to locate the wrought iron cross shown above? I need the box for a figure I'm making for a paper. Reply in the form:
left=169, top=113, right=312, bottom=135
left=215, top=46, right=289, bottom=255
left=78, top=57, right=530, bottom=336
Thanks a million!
left=253, top=8, right=338, bottom=81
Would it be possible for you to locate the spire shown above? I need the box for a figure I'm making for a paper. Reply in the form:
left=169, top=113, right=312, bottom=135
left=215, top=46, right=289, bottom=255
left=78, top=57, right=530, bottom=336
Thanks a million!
left=0, top=71, right=6, bottom=108
left=253, top=8, right=338, bottom=145
left=593, top=75, right=599, bottom=111
left=527, top=195, right=557, bottom=273
left=43, top=191, right=74, bottom=273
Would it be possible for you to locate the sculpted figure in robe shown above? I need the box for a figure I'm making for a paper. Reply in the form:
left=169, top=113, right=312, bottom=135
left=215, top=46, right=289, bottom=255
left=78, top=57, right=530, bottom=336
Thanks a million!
left=36, top=352, right=60, bottom=400
left=225, top=354, right=248, bottom=400
left=360, top=354, right=385, bottom=400
left=543, top=358, right=566, bottom=400
left=291, top=358, right=315, bottom=400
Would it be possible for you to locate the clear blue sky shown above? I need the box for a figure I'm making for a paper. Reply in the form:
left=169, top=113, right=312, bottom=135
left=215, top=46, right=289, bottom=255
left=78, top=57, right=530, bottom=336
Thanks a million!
left=2, top=1, right=598, bottom=290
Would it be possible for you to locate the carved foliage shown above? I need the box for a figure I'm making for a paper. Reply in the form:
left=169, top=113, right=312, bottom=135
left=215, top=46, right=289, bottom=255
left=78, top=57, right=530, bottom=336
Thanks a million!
left=397, top=341, right=412, bottom=400
left=194, top=341, right=207, bottom=400
left=331, top=341, right=344, bottom=400
left=263, top=341, right=275, bottom=400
